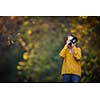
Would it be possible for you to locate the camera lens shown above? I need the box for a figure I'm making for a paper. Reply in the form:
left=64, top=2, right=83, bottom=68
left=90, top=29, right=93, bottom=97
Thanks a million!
left=68, top=41, right=72, bottom=46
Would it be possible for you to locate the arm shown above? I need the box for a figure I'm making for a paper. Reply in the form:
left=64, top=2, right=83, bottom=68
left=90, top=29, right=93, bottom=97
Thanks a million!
left=59, top=44, right=68, bottom=58
left=73, top=47, right=81, bottom=60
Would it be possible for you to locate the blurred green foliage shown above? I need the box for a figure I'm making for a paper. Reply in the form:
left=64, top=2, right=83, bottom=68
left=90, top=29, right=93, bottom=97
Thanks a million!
left=0, top=16, right=100, bottom=82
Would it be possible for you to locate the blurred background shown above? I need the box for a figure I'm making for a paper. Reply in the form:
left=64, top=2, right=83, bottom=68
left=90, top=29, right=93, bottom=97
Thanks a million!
left=0, top=16, right=100, bottom=82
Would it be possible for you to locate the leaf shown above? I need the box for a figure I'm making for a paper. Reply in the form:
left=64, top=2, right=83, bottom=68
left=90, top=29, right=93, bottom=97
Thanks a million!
left=23, top=52, right=28, bottom=60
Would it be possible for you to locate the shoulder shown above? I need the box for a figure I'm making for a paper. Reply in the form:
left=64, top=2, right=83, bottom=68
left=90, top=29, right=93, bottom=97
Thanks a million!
left=77, top=47, right=81, bottom=50
left=76, top=47, right=81, bottom=53
left=74, top=47, right=81, bottom=51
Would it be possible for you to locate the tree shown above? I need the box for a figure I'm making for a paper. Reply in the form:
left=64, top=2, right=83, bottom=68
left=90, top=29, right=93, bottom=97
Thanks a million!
left=0, top=16, right=100, bottom=82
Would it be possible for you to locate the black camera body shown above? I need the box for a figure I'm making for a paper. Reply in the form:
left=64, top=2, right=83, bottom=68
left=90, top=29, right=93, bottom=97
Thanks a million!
left=68, top=37, right=78, bottom=47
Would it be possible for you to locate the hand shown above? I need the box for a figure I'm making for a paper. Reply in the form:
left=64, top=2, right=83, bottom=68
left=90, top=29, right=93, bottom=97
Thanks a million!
left=68, top=43, right=76, bottom=53
left=66, top=40, right=70, bottom=45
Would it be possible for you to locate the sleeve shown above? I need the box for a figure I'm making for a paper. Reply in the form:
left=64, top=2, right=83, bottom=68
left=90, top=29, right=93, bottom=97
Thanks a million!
left=73, top=47, right=81, bottom=60
left=59, top=44, right=68, bottom=58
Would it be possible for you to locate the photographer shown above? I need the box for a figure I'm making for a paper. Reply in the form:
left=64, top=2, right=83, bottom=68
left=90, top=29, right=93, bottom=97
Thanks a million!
left=59, top=34, right=81, bottom=83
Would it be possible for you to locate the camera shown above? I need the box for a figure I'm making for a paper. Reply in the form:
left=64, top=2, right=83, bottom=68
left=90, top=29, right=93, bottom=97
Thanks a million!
left=68, top=37, right=78, bottom=47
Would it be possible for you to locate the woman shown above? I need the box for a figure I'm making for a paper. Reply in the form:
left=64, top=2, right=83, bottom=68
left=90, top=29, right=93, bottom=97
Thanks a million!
left=59, top=34, right=81, bottom=83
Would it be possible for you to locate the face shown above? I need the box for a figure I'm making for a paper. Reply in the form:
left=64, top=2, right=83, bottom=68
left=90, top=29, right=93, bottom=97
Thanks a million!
left=68, top=36, right=73, bottom=41
left=66, top=35, right=76, bottom=47
left=72, top=43, right=76, bottom=47
left=66, top=36, right=73, bottom=44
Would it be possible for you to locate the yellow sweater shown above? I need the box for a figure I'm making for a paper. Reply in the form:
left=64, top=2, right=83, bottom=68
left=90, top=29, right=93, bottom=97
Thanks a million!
left=59, top=44, right=81, bottom=76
